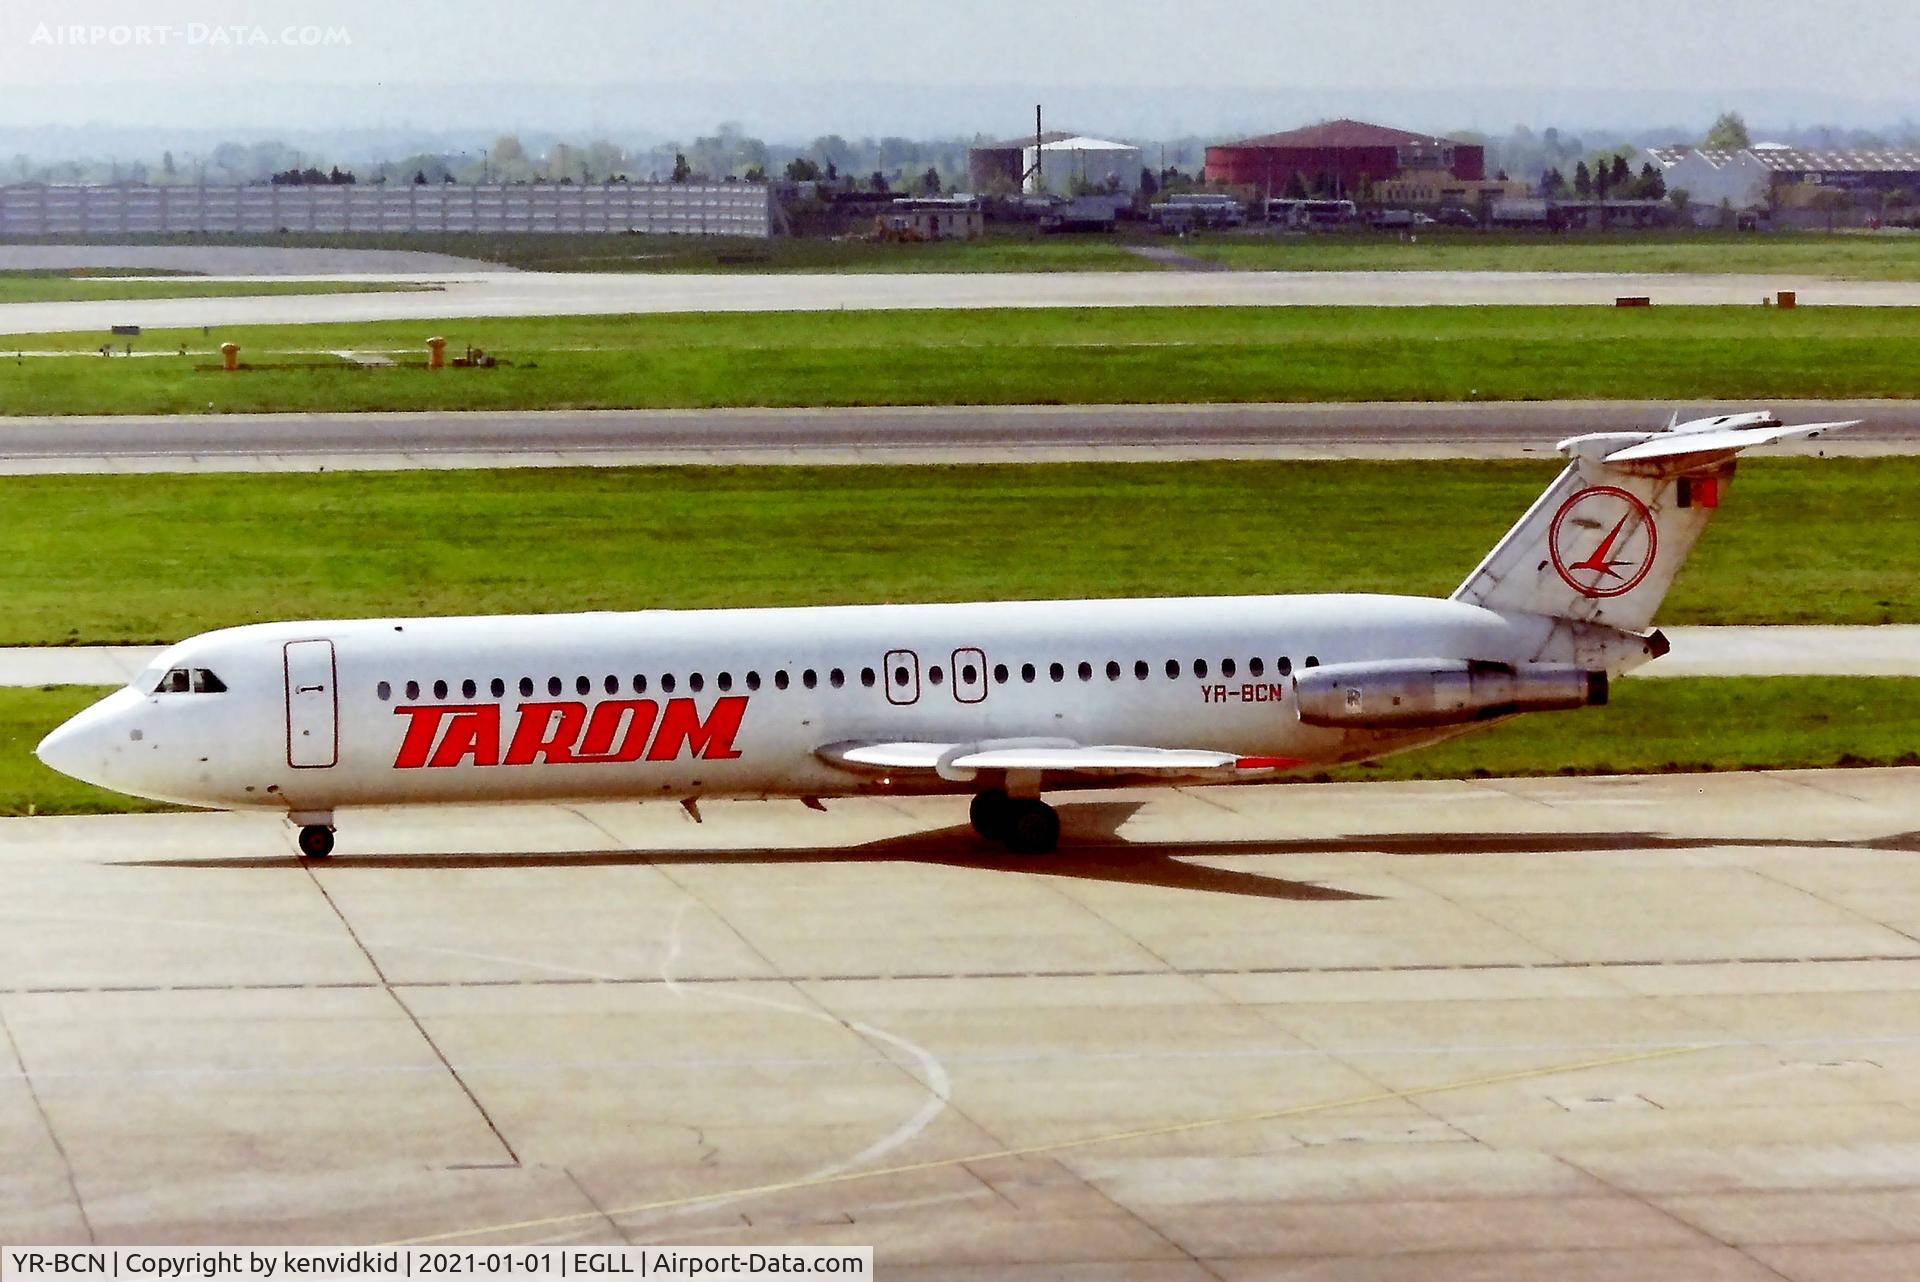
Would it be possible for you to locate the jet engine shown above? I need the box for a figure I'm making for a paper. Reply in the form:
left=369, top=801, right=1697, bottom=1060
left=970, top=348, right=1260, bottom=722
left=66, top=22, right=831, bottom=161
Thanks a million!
left=1294, top=659, right=1607, bottom=729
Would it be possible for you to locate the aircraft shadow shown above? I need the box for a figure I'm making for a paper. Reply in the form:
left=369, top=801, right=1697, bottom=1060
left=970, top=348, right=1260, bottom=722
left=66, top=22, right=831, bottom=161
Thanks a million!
left=116, top=805, right=1920, bottom=903
left=118, top=801, right=1375, bottom=902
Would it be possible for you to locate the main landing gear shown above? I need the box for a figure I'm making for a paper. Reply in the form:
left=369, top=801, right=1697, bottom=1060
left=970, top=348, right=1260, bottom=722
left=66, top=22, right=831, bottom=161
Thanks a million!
left=969, top=788, right=1060, bottom=855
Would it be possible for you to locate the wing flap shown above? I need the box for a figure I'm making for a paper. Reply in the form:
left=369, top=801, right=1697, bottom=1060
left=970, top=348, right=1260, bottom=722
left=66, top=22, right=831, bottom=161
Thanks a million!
left=819, top=738, right=1299, bottom=781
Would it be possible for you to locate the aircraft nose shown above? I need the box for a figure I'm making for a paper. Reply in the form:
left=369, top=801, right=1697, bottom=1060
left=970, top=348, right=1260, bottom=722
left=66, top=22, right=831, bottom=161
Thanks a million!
left=36, top=692, right=137, bottom=789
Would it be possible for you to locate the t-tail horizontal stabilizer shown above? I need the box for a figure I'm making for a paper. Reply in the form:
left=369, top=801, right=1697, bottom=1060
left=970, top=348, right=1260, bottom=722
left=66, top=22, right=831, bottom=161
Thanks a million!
left=1451, top=411, right=1859, bottom=633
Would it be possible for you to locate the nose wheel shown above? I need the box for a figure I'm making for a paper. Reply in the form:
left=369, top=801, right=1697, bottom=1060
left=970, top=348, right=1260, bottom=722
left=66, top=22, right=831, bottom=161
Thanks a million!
left=296, top=824, right=335, bottom=859
left=970, top=790, right=1060, bottom=855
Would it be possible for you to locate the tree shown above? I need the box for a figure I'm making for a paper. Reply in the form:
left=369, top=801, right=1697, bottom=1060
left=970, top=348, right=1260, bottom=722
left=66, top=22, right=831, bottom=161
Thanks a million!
left=1704, top=111, right=1752, bottom=151
left=1139, top=167, right=1158, bottom=197
left=414, top=169, right=427, bottom=185
left=1573, top=160, right=1592, bottom=197
left=1541, top=166, right=1566, bottom=197
left=743, top=164, right=767, bottom=183
left=1639, top=162, right=1666, bottom=200
left=869, top=170, right=889, bottom=193
left=671, top=152, right=691, bottom=183
left=161, top=150, right=176, bottom=179
left=1668, top=188, right=1692, bottom=220
left=921, top=166, right=941, bottom=195
left=784, top=157, right=821, bottom=182
left=1609, top=154, right=1630, bottom=190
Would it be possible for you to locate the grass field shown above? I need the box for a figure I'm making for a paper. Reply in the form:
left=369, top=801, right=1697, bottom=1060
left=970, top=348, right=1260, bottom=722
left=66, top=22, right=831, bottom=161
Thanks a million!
left=11, top=304, right=1920, bottom=415
left=0, top=270, right=426, bottom=305
left=0, top=458, right=1907, bottom=646
left=4, top=677, right=1916, bottom=817
left=1181, top=229, right=1920, bottom=279
left=20, top=228, right=1920, bottom=279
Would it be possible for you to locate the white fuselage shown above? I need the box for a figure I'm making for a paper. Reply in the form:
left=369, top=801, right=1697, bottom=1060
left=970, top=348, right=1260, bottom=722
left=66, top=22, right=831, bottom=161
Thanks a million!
left=39, top=592, right=1616, bottom=815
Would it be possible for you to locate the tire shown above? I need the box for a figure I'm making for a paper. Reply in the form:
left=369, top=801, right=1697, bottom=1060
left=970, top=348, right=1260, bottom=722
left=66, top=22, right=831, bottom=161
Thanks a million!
left=297, top=825, right=335, bottom=859
left=969, top=789, right=1013, bottom=840
left=1003, top=799, right=1060, bottom=855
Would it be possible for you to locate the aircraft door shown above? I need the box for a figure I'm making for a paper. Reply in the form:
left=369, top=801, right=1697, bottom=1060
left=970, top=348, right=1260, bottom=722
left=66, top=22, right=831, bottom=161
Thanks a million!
left=952, top=647, right=988, bottom=704
left=884, top=649, right=920, bottom=705
left=284, top=639, right=338, bottom=768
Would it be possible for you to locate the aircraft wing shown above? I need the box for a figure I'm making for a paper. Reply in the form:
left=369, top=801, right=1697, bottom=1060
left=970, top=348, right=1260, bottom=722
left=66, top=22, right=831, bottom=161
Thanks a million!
left=819, top=739, right=1300, bottom=781
left=1601, top=419, right=1859, bottom=464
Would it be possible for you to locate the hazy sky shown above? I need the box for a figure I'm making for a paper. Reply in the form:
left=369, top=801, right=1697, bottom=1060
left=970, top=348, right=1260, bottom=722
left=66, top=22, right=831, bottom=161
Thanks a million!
left=3, top=0, right=1917, bottom=137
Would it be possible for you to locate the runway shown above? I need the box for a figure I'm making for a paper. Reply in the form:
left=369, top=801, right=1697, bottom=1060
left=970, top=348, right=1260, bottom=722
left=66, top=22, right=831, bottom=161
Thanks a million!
left=3, top=767, right=1919, bottom=1276
left=0, top=399, right=1911, bottom=475
left=4, top=267, right=1920, bottom=336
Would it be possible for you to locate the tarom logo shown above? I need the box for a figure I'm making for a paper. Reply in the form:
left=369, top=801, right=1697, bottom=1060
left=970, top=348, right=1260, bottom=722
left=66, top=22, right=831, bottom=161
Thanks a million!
left=1548, top=486, right=1658, bottom=599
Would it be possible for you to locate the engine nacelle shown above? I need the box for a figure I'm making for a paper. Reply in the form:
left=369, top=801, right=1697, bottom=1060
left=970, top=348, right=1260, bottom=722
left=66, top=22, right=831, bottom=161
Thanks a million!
left=1295, top=659, right=1607, bottom=729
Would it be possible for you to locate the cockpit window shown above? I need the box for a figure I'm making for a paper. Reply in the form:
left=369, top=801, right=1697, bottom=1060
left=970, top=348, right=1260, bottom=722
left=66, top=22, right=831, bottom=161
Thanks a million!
left=153, top=667, right=226, bottom=695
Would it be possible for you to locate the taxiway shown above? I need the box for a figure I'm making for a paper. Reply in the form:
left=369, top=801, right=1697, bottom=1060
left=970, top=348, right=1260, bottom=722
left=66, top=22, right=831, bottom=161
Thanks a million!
left=0, top=400, right=1908, bottom=475
left=3, top=768, right=1919, bottom=1277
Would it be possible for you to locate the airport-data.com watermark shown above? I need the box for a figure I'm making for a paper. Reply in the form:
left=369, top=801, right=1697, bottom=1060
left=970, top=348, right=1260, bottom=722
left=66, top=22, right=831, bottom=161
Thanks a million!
left=26, top=22, right=352, bottom=49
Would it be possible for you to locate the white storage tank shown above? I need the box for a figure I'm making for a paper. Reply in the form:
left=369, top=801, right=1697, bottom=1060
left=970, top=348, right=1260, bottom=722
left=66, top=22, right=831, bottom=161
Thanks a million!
left=1022, top=136, right=1141, bottom=195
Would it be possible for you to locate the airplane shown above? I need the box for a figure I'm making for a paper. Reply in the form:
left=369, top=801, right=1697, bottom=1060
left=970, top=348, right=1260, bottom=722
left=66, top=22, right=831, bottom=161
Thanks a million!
left=36, top=411, right=1854, bottom=860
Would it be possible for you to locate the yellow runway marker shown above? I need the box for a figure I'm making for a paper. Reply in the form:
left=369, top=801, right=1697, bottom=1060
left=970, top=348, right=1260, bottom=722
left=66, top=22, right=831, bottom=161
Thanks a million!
left=388, top=1041, right=1715, bottom=1247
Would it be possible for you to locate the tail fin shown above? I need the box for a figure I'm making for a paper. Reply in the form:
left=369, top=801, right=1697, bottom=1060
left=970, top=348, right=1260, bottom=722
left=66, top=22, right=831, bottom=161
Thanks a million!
left=1452, top=412, right=1856, bottom=631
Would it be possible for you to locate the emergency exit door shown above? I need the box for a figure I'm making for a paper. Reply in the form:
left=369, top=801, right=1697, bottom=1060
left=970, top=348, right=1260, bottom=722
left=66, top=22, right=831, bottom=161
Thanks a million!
left=284, top=639, right=338, bottom=768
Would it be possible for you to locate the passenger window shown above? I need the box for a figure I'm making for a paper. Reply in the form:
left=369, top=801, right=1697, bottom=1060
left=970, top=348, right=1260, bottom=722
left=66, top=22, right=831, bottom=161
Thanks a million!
left=433, top=679, right=449, bottom=700
left=803, top=669, right=818, bottom=689
left=376, top=680, right=392, bottom=701
left=1048, top=662, right=1064, bottom=682
left=961, top=662, right=978, bottom=684
left=576, top=675, right=591, bottom=696
left=1166, top=660, right=1180, bottom=679
left=1021, top=663, right=1036, bottom=683
left=860, top=668, right=875, bottom=688
left=406, top=679, right=421, bottom=700
left=718, top=672, right=733, bottom=692
left=662, top=673, right=677, bottom=693
left=1249, top=657, right=1264, bottom=677
left=632, top=674, right=648, bottom=694
left=746, top=671, right=761, bottom=691
left=462, top=678, right=478, bottom=699
left=1222, top=658, right=1236, bottom=678
left=1105, top=660, right=1120, bottom=680
left=1278, top=657, right=1292, bottom=676
left=775, top=670, right=790, bottom=690
left=829, top=668, right=845, bottom=689
left=605, top=675, right=620, bottom=695
left=520, top=677, right=535, bottom=697
left=690, top=673, right=706, bottom=692
left=191, top=669, right=226, bottom=694
left=1077, top=661, right=1092, bottom=681
left=1194, top=659, right=1208, bottom=679
left=993, top=663, right=1009, bottom=684
left=548, top=676, right=563, bottom=696
left=1305, top=655, right=1320, bottom=668
left=928, top=666, right=944, bottom=686
left=491, top=678, right=506, bottom=698
left=1134, top=660, right=1148, bottom=680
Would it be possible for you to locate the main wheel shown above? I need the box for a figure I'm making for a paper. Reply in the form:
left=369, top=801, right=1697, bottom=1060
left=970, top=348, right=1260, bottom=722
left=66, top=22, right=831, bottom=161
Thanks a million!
left=969, top=789, right=1013, bottom=840
left=1002, top=799, right=1060, bottom=855
left=297, top=824, right=335, bottom=859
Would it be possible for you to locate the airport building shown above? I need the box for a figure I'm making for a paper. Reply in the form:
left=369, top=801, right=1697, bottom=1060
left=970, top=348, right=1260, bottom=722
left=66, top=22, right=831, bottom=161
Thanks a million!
left=967, top=132, right=1141, bottom=195
left=1645, top=143, right=1920, bottom=213
left=1204, top=118, right=1486, bottom=197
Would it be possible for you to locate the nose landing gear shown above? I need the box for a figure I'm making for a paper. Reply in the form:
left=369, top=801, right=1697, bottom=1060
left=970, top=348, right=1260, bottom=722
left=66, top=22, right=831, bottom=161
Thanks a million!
left=969, top=788, right=1060, bottom=854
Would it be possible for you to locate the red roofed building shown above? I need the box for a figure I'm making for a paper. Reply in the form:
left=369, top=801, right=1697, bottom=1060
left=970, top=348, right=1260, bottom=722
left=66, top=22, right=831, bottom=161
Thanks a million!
left=1204, top=119, right=1485, bottom=195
